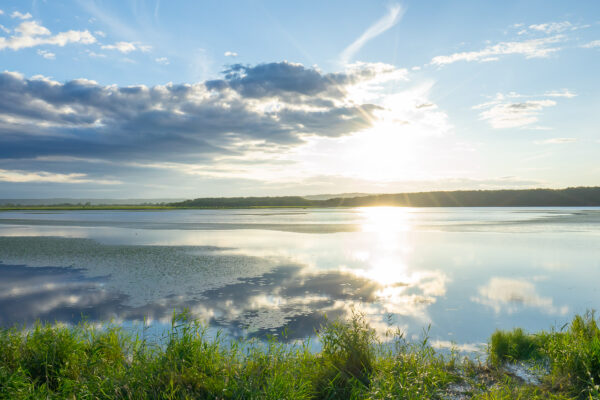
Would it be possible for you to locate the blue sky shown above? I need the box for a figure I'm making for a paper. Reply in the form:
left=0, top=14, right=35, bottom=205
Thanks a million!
left=0, top=0, right=599, bottom=198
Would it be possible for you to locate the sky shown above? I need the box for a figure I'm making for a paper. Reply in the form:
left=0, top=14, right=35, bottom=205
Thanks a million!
left=0, top=0, right=599, bottom=198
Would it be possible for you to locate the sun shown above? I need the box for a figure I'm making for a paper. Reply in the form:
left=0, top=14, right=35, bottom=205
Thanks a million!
left=292, top=122, right=425, bottom=184
left=349, top=124, right=420, bottom=181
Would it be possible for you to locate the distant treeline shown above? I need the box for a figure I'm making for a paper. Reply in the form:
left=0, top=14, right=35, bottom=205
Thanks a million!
left=0, top=198, right=185, bottom=206
left=171, top=187, right=600, bottom=208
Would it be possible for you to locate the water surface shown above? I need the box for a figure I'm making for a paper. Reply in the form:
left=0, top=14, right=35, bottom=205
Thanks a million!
left=1, top=207, right=599, bottom=351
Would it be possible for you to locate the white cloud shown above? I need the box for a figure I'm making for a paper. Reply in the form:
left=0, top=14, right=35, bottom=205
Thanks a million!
left=86, top=49, right=106, bottom=58
left=0, top=24, right=10, bottom=34
left=544, top=89, right=577, bottom=98
left=14, top=21, right=49, bottom=37
left=0, top=9, right=4, bottom=15
left=529, top=21, right=572, bottom=34
left=340, top=4, right=404, bottom=65
left=474, top=97, right=555, bottom=129
left=581, top=40, right=600, bottom=49
left=10, top=11, right=32, bottom=20
left=0, top=21, right=96, bottom=51
left=37, top=49, right=55, bottom=59
left=472, top=277, right=568, bottom=315
left=101, top=41, right=151, bottom=53
left=101, top=41, right=135, bottom=53
left=517, top=21, right=589, bottom=36
left=498, top=90, right=576, bottom=99
left=431, top=35, right=563, bottom=66
left=0, top=169, right=121, bottom=185
left=473, top=90, right=574, bottom=129
left=155, top=56, right=169, bottom=65
left=94, top=30, right=106, bottom=38
left=535, top=137, right=577, bottom=144
left=224, top=51, right=238, bottom=57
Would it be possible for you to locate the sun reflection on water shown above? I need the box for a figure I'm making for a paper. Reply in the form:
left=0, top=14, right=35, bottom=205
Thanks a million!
left=347, top=207, right=448, bottom=325
left=353, top=207, right=414, bottom=285
left=359, top=206, right=414, bottom=234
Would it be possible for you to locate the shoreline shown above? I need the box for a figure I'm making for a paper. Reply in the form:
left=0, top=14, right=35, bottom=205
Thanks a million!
left=2, top=205, right=600, bottom=211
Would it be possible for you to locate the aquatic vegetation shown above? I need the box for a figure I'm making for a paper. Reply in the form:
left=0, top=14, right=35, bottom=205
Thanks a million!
left=0, top=311, right=596, bottom=399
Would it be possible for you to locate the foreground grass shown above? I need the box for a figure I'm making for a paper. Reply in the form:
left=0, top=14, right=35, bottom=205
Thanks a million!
left=0, top=312, right=597, bottom=399
left=488, top=311, right=600, bottom=399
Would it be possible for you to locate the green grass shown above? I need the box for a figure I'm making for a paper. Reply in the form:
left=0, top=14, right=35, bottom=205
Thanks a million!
left=489, top=311, right=600, bottom=399
left=488, top=327, right=544, bottom=365
left=1, top=311, right=597, bottom=399
left=470, top=385, right=576, bottom=400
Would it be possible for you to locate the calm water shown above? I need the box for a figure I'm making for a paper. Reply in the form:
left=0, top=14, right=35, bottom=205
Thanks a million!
left=1, top=207, right=599, bottom=351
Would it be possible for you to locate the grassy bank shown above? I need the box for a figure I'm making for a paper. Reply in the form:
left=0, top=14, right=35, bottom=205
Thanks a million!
left=1, top=312, right=598, bottom=399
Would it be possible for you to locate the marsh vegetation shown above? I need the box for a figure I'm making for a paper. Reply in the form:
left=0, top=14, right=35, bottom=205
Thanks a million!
left=1, top=311, right=599, bottom=399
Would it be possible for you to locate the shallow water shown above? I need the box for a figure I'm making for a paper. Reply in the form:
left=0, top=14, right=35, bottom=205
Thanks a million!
left=0, top=207, right=599, bottom=351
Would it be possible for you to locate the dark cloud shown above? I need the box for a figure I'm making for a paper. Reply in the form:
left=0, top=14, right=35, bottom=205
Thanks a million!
left=207, top=62, right=346, bottom=98
left=278, top=105, right=380, bottom=137
left=0, top=62, right=387, bottom=164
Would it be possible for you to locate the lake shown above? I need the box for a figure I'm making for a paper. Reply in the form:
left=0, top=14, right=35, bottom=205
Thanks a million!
left=1, top=207, right=599, bottom=352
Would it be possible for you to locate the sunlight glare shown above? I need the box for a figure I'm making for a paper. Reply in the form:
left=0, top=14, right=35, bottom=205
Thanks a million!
left=360, top=206, right=413, bottom=235
left=346, top=207, right=415, bottom=286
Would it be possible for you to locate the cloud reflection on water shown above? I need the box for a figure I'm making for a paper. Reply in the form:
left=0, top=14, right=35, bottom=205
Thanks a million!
left=472, top=277, right=568, bottom=315
left=0, top=256, right=448, bottom=341
left=1, top=207, right=595, bottom=345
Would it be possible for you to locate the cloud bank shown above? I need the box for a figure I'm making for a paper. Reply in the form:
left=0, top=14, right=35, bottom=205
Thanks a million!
left=0, top=62, right=406, bottom=165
